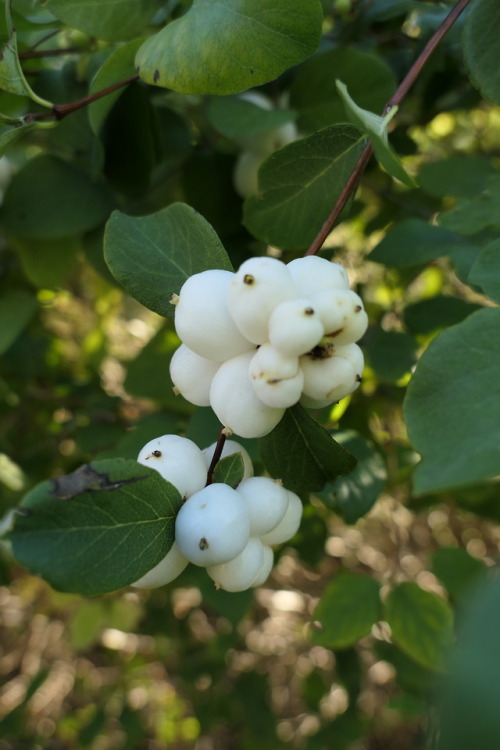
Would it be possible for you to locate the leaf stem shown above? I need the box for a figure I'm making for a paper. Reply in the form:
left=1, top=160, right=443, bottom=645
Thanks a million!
left=305, top=0, right=473, bottom=257
left=23, top=74, right=139, bottom=123
left=205, top=427, right=228, bottom=486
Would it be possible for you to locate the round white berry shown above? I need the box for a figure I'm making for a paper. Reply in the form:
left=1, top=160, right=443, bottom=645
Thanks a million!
left=260, top=490, right=303, bottom=545
left=268, top=298, right=324, bottom=357
left=175, top=483, right=250, bottom=567
left=312, top=288, right=368, bottom=344
left=237, top=476, right=289, bottom=536
left=174, top=269, right=254, bottom=362
left=332, top=343, right=364, bottom=380
left=228, top=257, right=298, bottom=345
left=210, top=351, right=285, bottom=438
left=287, top=256, right=349, bottom=297
left=300, top=352, right=360, bottom=403
left=202, top=439, right=254, bottom=480
left=170, top=344, right=220, bottom=407
left=251, top=545, right=274, bottom=587
left=207, top=537, right=265, bottom=592
left=300, top=392, right=333, bottom=410
left=233, top=150, right=264, bottom=198
left=137, top=435, right=207, bottom=498
left=130, top=542, right=188, bottom=589
left=249, top=343, right=304, bottom=408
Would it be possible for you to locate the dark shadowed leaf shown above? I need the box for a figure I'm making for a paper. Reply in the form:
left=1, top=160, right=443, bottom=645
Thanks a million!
left=0, top=289, right=37, bottom=355
left=468, top=238, right=500, bottom=303
left=403, top=296, right=481, bottom=335
left=431, top=547, right=486, bottom=604
left=463, top=0, right=500, bottom=104
left=364, top=328, right=417, bottom=383
left=419, top=156, right=495, bottom=198
left=369, top=219, right=466, bottom=268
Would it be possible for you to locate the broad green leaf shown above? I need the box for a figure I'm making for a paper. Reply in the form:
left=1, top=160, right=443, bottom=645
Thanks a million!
left=0, top=155, right=114, bottom=239
left=364, top=329, right=417, bottom=383
left=47, top=0, right=162, bottom=42
left=259, top=404, right=357, bottom=494
left=12, top=236, right=80, bottom=288
left=336, top=81, right=415, bottom=187
left=290, top=47, right=396, bottom=133
left=0, top=289, right=37, bottom=355
left=212, top=454, right=245, bottom=489
left=316, top=431, right=387, bottom=524
left=104, top=202, right=232, bottom=318
left=369, top=218, right=467, bottom=268
left=384, top=582, right=454, bottom=671
left=376, top=641, right=436, bottom=696
left=8, top=458, right=182, bottom=596
left=0, top=121, right=56, bottom=157
left=431, top=547, right=485, bottom=603
left=463, top=0, right=500, bottom=104
left=312, top=573, right=381, bottom=649
left=404, top=308, right=500, bottom=495
left=403, top=296, right=482, bottom=336
left=88, top=39, right=144, bottom=135
left=135, top=0, right=323, bottom=94
left=468, top=238, right=500, bottom=303
left=244, top=124, right=364, bottom=250
left=439, top=175, right=500, bottom=236
left=208, top=95, right=296, bottom=138
left=437, top=577, right=500, bottom=750
left=419, top=156, right=495, bottom=198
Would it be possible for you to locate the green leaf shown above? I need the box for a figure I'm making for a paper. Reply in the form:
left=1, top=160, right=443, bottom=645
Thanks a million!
left=208, top=95, right=296, bottom=138
left=439, top=175, right=500, bottom=236
left=104, top=202, right=232, bottom=318
left=364, top=328, right=417, bottom=383
left=384, top=582, right=454, bottom=672
left=336, top=81, right=415, bottom=187
left=0, top=121, right=56, bottom=157
left=403, top=296, right=482, bottom=336
left=46, top=0, right=162, bottom=42
left=135, top=0, right=323, bottom=94
left=290, top=47, right=396, bottom=133
left=12, top=236, right=80, bottom=288
left=468, top=238, right=500, bottom=303
left=404, top=308, right=500, bottom=495
left=8, top=458, right=182, bottom=596
left=0, top=155, right=114, bottom=239
left=316, top=431, right=387, bottom=524
left=312, top=573, right=381, bottom=649
left=431, top=547, right=486, bottom=603
left=212, top=454, right=245, bottom=489
left=419, top=156, right=495, bottom=198
left=243, top=124, right=364, bottom=250
left=369, top=218, right=466, bottom=268
left=88, top=39, right=144, bottom=135
left=259, top=404, right=357, bottom=494
left=463, top=0, right=500, bottom=105
left=0, top=289, right=37, bottom=355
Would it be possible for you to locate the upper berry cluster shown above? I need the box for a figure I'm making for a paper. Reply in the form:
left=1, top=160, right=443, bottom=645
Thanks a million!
left=170, top=255, right=367, bottom=438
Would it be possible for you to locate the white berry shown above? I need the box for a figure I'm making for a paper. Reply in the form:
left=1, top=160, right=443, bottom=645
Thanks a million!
left=249, top=343, right=304, bottom=408
left=287, top=256, right=349, bottom=297
left=228, top=257, right=298, bottom=345
left=260, top=490, right=303, bottom=545
left=137, top=435, right=207, bottom=498
left=233, top=150, right=264, bottom=198
left=312, top=288, right=368, bottom=344
left=170, top=344, right=220, bottom=407
left=300, top=352, right=360, bottom=403
left=210, top=351, right=285, bottom=438
left=251, top=545, right=274, bottom=587
left=237, top=476, right=289, bottom=536
left=332, top=343, right=364, bottom=380
left=174, top=269, right=254, bottom=362
left=202, top=439, right=254, bottom=480
left=268, top=298, right=324, bottom=357
left=175, top=483, right=251, bottom=567
left=207, top=537, right=265, bottom=592
left=130, top=542, right=188, bottom=589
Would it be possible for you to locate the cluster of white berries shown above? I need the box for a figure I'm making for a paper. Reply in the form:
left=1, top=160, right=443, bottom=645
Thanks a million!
left=170, top=255, right=367, bottom=439
left=232, top=91, right=299, bottom=198
left=131, top=435, right=302, bottom=593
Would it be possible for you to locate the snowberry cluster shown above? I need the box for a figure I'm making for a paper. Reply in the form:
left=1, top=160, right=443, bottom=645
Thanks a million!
left=170, top=255, right=367, bottom=439
left=232, top=91, right=299, bottom=198
left=131, top=435, right=302, bottom=593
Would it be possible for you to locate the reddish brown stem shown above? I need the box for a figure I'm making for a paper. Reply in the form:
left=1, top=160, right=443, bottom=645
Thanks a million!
left=305, top=0, right=473, bottom=257
left=23, top=74, right=139, bottom=123
left=205, top=428, right=228, bottom=486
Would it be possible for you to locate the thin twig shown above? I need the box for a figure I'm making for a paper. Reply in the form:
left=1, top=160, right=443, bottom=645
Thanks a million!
left=205, top=428, right=228, bottom=486
left=19, top=47, right=80, bottom=59
left=305, top=0, right=473, bottom=257
left=23, top=74, right=139, bottom=123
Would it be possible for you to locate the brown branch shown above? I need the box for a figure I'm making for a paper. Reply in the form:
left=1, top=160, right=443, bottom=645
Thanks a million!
left=19, top=47, right=80, bottom=59
left=23, top=74, right=139, bottom=123
left=305, top=0, right=474, bottom=257
left=205, top=427, right=228, bottom=486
